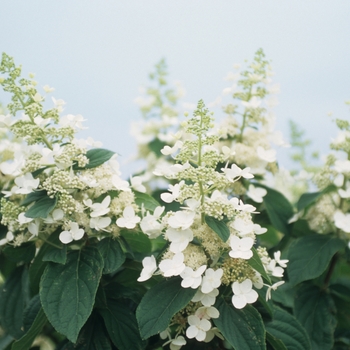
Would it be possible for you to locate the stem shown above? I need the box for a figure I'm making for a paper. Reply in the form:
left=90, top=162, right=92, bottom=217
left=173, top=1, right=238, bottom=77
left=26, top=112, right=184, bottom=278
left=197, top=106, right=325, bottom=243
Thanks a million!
left=238, top=88, right=252, bottom=142
left=198, top=113, right=205, bottom=224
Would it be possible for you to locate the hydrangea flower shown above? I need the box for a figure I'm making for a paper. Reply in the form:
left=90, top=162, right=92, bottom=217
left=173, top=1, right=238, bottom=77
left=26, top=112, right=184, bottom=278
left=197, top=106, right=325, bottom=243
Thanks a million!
left=201, top=268, right=223, bottom=294
left=229, top=236, right=254, bottom=259
left=169, top=336, right=186, bottom=350
left=180, top=265, right=207, bottom=289
left=168, top=210, right=195, bottom=230
left=186, top=315, right=212, bottom=342
left=192, top=288, right=219, bottom=307
left=246, top=184, right=267, bottom=203
left=159, top=253, right=185, bottom=277
left=166, top=227, right=193, bottom=253
left=59, top=222, right=85, bottom=244
left=138, top=255, right=157, bottom=282
left=116, top=206, right=140, bottom=229
left=231, top=279, right=258, bottom=309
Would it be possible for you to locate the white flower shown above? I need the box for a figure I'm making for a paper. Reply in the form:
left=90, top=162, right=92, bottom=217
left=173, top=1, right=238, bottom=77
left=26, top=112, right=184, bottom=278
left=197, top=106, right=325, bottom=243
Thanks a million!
left=254, top=223, right=267, bottom=235
left=232, top=218, right=254, bottom=236
left=201, top=268, right=223, bottom=294
left=59, top=222, right=85, bottom=244
left=59, top=114, right=87, bottom=130
left=274, top=251, right=289, bottom=268
left=140, top=206, right=165, bottom=238
left=166, top=227, right=193, bottom=253
left=186, top=315, right=212, bottom=342
left=338, top=187, right=350, bottom=199
left=18, top=212, right=33, bottom=225
left=335, top=160, right=350, bottom=173
left=266, top=281, right=285, bottom=301
left=159, top=253, right=185, bottom=277
left=90, top=217, right=112, bottom=231
left=246, top=185, right=267, bottom=203
left=231, top=279, right=258, bottom=309
left=0, top=231, right=14, bottom=246
left=241, top=96, right=261, bottom=109
left=221, top=164, right=254, bottom=181
left=161, top=140, right=183, bottom=155
left=43, top=85, right=55, bottom=93
left=0, top=154, right=25, bottom=176
left=130, top=176, right=146, bottom=193
left=160, top=182, right=183, bottom=203
left=266, top=259, right=284, bottom=277
left=112, top=175, right=131, bottom=192
left=138, top=256, right=157, bottom=282
left=43, top=209, right=64, bottom=224
left=180, top=265, right=207, bottom=289
left=116, top=206, right=140, bottom=229
left=169, top=336, right=186, bottom=350
left=195, top=306, right=219, bottom=320
left=84, top=196, right=111, bottom=217
left=192, top=288, right=219, bottom=306
left=168, top=210, right=195, bottom=230
left=334, top=210, right=350, bottom=233
left=230, top=198, right=256, bottom=213
left=257, top=146, right=276, bottom=163
left=229, top=236, right=254, bottom=260
left=13, top=173, right=40, bottom=195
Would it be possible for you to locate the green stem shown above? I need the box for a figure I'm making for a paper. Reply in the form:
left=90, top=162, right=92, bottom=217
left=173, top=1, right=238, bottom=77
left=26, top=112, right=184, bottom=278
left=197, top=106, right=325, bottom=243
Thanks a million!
left=198, top=113, right=205, bottom=224
left=238, top=88, right=252, bottom=142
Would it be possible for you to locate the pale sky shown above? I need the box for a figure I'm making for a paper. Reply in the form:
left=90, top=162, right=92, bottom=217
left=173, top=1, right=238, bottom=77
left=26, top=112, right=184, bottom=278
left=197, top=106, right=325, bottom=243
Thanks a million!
left=1, top=1, right=349, bottom=175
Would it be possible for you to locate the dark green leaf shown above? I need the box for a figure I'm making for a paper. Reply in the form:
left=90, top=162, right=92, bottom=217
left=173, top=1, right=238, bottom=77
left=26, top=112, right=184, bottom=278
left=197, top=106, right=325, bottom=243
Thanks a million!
left=99, top=299, right=144, bottom=350
left=74, top=148, right=115, bottom=170
left=297, top=192, right=322, bottom=212
left=257, top=184, right=294, bottom=236
left=11, top=308, right=47, bottom=350
left=270, top=282, right=295, bottom=309
left=287, top=235, right=345, bottom=286
left=29, top=229, right=62, bottom=295
left=0, top=266, right=29, bottom=339
left=266, top=331, right=288, bottom=350
left=40, top=247, right=104, bottom=343
left=148, top=138, right=167, bottom=157
left=136, top=277, right=197, bottom=339
left=24, top=195, right=57, bottom=218
left=3, top=242, right=36, bottom=263
left=42, top=244, right=67, bottom=264
left=60, top=313, right=112, bottom=350
left=248, top=247, right=271, bottom=284
left=120, top=230, right=152, bottom=254
left=266, top=306, right=311, bottom=350
left=205, top=216, right=230, bottom=242
left=23, top=295, right=41, bottom=332
left=97, top=238, right=125, bottom=274
left=214, top=297, right=266, bottom=350
left=294, top=283, right=337, bottom=350
left=20, top=190, right=47, bottom=206
left=134, top=191, right=160, bottom=212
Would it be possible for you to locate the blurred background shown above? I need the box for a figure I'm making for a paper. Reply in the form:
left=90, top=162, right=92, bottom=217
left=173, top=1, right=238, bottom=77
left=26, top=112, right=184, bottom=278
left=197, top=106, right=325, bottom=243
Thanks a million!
left=0, top=1, right=349, bottom=175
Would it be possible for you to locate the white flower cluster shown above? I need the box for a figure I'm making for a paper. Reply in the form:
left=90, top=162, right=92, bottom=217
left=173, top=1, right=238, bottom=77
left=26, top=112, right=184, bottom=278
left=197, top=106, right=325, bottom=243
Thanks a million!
left=137, top=100, right=287, bottom=348
left=0, top=56, right=144, bottom=247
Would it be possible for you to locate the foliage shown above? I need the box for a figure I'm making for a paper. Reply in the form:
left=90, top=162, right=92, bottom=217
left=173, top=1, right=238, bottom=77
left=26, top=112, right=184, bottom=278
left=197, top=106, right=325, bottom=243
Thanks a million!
left=0, top=50, right=349, bottom=350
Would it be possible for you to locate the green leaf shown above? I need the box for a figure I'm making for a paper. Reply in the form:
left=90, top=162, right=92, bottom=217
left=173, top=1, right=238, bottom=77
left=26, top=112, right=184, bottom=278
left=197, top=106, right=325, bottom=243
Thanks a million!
left=297, top=191, right=322, bottom=212
left=294, top=283, right=337, bottom=350
left=120, top=230, right=152, bottom=254
left=97, top=238, right=125, bottom=274
left=40, top=247, right=104, bottom=343
left=20, top=190, right=47, bottom=206
left=214, top=297, right=266, bottom=350
left=270, top=282, right=295, bottom=309
left=134, top=191, right=160, bottom=212
left=136, top=277, right=197, bottom=339
left=23, top=295, right=41, bottom=333
left=265, top=306, right=311, bottom=350
left=287, top=235, right=345, bottom=286
left=61, top=313, right=112, bottom=350
left=74, top=148, right=115, bottom=170
left=258, top=184, right=294, bottom=236
left=29, top=229, right=62, bottom=295
left=205, top=216, right=230, bottom=242
left=11, top=308, right=47, bottom=350
left=99, top=299, right=144, bottom=350
left=0, top=266, right=29, bottom=339
left=3, top=242, right=36, bottom=263
left=248, top=247, right=271, bottom=284
left=42, top=244, right=67, bottom=264
left=24, top=195, right=57, bottom=218
left=266, top=332, right=288, bottom=350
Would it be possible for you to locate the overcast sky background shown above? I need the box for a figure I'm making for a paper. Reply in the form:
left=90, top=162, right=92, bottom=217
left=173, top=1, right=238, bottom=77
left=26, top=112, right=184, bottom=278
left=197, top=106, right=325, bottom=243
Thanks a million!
left=1, top=1, right=349, bottom=176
